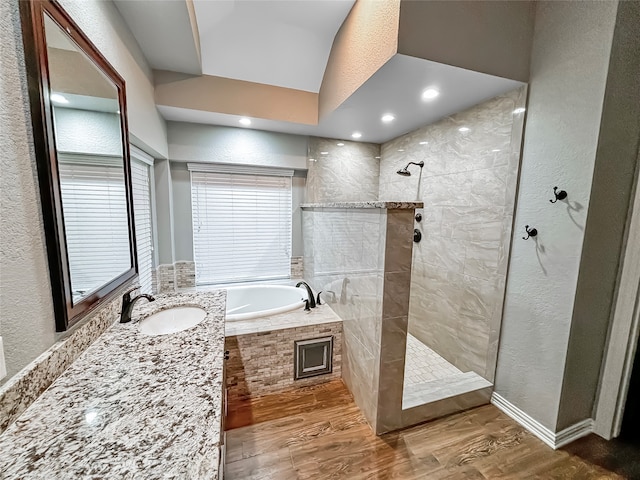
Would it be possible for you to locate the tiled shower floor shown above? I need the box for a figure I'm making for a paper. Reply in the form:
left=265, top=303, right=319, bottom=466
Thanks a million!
left=403, top=334, right=462, bottom=386
left=402, top=334, right=492, bottom=409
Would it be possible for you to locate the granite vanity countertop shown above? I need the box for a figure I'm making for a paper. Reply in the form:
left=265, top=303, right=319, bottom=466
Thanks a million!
left=0, top=290, right=226, bottom=479
left=300, top=201, right=424, bottom=209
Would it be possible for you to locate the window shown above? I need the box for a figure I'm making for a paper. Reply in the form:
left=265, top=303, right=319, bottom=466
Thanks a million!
left=189, top=164, right=293, bottom=285
left=58, top=154, right=130, bottom=301
left=130, top=147, right=154, bottom=294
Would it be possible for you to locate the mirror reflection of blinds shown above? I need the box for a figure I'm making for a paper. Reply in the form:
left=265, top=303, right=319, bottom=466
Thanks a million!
left=58, top=157, right=130, bottom=300
left=131, top=158, right=153, bottom=294
left=190, top=170, right=292, bottom=285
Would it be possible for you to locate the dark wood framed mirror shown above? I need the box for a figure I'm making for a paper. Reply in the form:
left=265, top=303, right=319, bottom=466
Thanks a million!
left=20, top=0, right=138, bottom=331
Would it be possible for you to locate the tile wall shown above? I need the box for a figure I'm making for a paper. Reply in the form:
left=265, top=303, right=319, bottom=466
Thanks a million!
left=305, top=137, right=380, bottom=203
left=379, top=87, right=527, bottom=381
left=302, top=206, right=416, bottom=433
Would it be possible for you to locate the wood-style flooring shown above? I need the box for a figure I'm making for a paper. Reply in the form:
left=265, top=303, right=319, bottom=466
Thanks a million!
left=225, top=381, right=626, bottom=479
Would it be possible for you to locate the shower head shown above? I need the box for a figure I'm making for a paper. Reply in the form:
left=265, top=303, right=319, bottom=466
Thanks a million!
left=396, top=161, right=424, bottom=176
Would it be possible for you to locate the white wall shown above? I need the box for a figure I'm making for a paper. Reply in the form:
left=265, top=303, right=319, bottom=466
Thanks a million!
left=494, top=0, right=618, bottom=430
left=58, top=0, right=167, bottom=158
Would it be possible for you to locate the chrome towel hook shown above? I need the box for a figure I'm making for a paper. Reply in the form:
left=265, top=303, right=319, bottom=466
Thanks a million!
left=550, top=186, right=568, bottom=203
left=523, top=225, right=538, bottom=240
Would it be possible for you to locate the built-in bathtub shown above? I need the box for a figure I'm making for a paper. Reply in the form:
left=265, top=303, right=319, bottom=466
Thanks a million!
left=225, top=284, right=308, bottom=321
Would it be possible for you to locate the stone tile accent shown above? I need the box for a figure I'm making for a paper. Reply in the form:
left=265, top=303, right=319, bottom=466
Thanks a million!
left=290, top=256, right=304, bottom=278
left=175, top=261, right=196, bottom=289
left=0, top=281, right=137, bottom=433
left=225, top=322, right=342, bottom=405
left=156, top=264, right=175, bottom=293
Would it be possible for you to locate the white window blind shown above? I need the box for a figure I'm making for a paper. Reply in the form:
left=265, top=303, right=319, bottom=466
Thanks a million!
left=190, top=168, right=292, bottom=285
left=131, top=156, right=154, bottom=294
left=58, top=155, right=131, bottom=301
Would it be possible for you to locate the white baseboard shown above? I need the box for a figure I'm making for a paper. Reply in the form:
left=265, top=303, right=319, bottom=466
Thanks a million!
left=491, top=392, right=593, bottom=449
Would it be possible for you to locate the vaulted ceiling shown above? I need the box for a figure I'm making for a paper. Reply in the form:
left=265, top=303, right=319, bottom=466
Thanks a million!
left=114, top=0, right=535, bottom=143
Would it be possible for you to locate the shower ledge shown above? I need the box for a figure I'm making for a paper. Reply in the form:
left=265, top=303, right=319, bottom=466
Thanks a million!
left=300, top=201, right=423, bottom=209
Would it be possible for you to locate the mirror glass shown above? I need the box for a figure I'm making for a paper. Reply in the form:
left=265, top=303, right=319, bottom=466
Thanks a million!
left=44, top=14, right=131, bottom=304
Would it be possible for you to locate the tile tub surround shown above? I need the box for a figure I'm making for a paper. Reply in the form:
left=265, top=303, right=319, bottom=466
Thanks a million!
left=0, top=291, right=226, bottom=479
left=290, top=256, right=304, bottom=278
left=305, top=137, right=380, bottom=203
left=225, top=320, right=343, bottom=405
left=379, top=87, right=527, bottom=382
left=156, top=263, right=176, bottom=293
left=0, top=280, right=137, bottom=433
left=175, top=260, right=196, bottom=288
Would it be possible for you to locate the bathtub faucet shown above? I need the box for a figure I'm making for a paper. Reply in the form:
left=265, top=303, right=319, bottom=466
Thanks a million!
left=296, top=281, right=316, bottom=309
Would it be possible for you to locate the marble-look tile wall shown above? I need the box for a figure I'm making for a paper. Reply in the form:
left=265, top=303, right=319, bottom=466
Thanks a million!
left=302, top=206, right=416, bottom=433
left=379, top=87, right=527, bottom=382
left=305, top=137, right=380, bottom=203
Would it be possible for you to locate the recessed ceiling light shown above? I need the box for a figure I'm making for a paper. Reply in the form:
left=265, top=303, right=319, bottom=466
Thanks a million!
left=422, top=88, right=440, bottom=100
left=492, top=149, right=501, bottom=152
left=458, top=127, right=470, bottom=132
left=337, top=143, right=345, bottom=146
left=419, top=141, right=428, bottom=145
left=50, top=93, right=69, bottom=104
left=320, top=151, right=329, bottom=155
left=239, top=117, right=251, bottom=126
left=513, top=107, right=526, bottom=114
left=381, top=113, right=395, bottom=123
left=351, top=132, right=362, bottom=139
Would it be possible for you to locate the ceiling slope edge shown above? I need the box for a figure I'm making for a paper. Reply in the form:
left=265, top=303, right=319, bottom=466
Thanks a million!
left=397, top=0, right=536, bottom=82
left=154, top=70, right=318, bottom=125
left=318, top=0, right=401, bottom=120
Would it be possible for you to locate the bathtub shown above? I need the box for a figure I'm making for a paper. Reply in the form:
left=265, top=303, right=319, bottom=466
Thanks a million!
left=225, top=285, right=308, bottom=321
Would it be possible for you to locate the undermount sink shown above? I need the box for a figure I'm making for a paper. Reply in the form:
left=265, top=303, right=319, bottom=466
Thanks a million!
left=138, top=306, right=206, bottom=336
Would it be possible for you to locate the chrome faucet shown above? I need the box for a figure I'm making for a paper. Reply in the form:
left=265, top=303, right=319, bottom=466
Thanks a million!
left=120, top=287, right=155, bottom=323
left=295, top=281, right=316, bottom=309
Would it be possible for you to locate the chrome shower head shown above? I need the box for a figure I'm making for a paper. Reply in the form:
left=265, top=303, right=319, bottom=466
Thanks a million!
left=396, top=161, right=424, bottom=176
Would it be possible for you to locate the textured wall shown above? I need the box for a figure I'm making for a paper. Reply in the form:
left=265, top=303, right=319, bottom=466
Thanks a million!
left=319, top=0, right=400, bottom=119
left=306, top=137, right=380, bottom=203
left=167, top=121, right=308, bottom=169
left=495, top=0, right=618, bottom=431
left=1, top=0, right=164, bottom=385
left=379, top=88, right=526, bottom=381
left=0, top=0, right=57, bottom=384
left=54, top=108, right=122, bottom=156
left=557, top=0, right=639, bottom=431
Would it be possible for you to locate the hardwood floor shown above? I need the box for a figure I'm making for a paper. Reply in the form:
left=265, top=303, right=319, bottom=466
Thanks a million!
left=225, top=381, right=625, bottom=479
